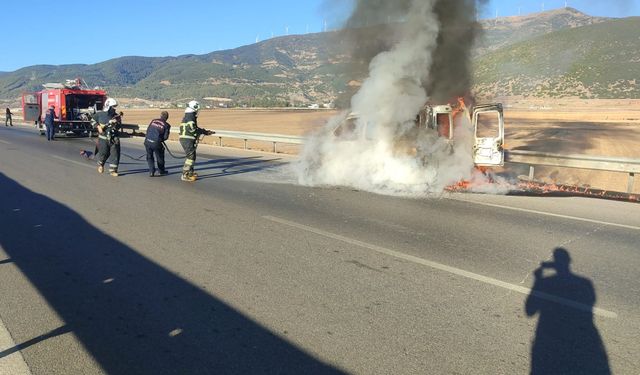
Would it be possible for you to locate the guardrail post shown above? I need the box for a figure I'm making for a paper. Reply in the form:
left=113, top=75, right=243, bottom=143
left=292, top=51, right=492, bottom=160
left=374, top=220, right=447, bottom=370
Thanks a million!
left=244, top=139, right=247, bottom=150
left=273, top=142, right=277, bottom=153
left=528, top=166, right=535, bottom=181
left=628, top=173, right=635, bottom=194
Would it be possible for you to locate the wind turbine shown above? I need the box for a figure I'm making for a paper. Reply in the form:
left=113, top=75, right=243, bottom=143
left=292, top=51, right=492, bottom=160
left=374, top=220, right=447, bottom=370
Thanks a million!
left=541, top=2, right=545, bottom=12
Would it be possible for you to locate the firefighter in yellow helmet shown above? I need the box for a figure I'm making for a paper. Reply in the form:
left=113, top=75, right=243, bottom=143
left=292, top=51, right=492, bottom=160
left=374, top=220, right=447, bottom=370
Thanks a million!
left=179, top=100, right=213, bottom=182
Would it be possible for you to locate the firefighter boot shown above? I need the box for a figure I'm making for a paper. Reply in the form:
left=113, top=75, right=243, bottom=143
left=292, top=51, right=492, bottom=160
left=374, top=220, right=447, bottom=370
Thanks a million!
left=109, top=163, right=119, bottom=177
left=181, top=172, right=197, bottom=182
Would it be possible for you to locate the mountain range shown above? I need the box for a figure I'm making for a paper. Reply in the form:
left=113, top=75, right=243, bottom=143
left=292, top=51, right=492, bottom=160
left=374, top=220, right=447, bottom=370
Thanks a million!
left=1, top=7, right=637, bottom=107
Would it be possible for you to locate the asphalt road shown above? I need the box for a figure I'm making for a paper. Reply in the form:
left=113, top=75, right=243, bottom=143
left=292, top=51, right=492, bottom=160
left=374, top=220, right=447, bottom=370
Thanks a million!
left=0, top=124, right=639, bottom=374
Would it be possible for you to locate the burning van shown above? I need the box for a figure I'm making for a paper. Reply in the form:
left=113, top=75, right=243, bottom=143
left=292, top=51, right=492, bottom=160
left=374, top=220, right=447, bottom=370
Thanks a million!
left=333, top=100, right=505, bottom=167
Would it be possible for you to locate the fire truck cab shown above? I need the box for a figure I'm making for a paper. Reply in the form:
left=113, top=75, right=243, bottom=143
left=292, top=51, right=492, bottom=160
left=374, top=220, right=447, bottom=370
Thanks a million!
left=22, top=80, right=107, bottom=137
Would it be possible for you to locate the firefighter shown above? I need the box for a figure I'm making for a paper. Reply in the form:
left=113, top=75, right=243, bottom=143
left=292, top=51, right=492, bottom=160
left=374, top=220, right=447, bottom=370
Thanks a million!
left=179, top=100, right=213, bottom=182
left=44, top=106, right=57, bottom=140
left=92, top=97, right=122, bottom=176
left=5, top=108, right=13, bottom=126
left=145, top=111, right=171, bottom=177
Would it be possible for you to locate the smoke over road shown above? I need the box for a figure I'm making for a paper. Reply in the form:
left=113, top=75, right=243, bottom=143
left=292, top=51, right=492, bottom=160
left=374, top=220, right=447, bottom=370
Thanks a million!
left=297, top=0, right=487, bottom=196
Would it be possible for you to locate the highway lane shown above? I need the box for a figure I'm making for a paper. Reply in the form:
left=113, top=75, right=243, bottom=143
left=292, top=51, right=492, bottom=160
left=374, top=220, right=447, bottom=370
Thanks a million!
left=0, top=124, right=639, bottom=374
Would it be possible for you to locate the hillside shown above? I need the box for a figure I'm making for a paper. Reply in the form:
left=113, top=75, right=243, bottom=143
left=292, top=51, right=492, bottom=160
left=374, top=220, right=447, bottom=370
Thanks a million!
left=476, top=7, right=608, bottom=55
left=473, top=16, right=640, bottom=99
left=0, top=32, right=350, bottom=107
left=112, top=33, right=349, bottom=106
left=0, top=8, right=637, bottom=106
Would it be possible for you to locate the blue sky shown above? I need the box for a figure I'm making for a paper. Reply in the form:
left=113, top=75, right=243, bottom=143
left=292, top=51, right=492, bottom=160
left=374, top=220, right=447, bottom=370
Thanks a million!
left=0, top=0, right=638, bottom=72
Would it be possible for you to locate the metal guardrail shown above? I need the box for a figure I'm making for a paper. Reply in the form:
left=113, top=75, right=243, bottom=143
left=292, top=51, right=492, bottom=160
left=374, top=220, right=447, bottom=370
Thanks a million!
left=8, top=116, right=139, bottom=134
left=15, top=117, right=635, bottom=193
left=172, top=131, right=638, bottom=194
left=137, top=124, right=305, bottom=153
left=211, top=130, right=303, bottom=153
left=506, top=150, right=639, bottom=193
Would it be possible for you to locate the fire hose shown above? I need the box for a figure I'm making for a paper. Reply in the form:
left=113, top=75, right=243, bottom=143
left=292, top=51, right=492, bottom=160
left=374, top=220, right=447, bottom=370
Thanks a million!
left=81, top=132, right=213, bottom=161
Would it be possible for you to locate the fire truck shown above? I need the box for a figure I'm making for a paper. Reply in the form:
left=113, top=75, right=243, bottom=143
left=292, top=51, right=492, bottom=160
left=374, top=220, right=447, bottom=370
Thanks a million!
left=22, top=79, right=107, bottom=136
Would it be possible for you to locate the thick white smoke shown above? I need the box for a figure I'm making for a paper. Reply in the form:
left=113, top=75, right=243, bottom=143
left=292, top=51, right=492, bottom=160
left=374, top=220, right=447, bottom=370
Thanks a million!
left=296, top=0, right=477, bottom=196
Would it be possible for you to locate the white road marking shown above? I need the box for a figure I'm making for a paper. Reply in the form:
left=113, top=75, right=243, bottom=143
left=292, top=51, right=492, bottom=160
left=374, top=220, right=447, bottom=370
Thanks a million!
left=264, top=215, right=618, bottom=319
left=51, top=155, right=95, bottom=170
left=448, top=197, right=640, bottom=231
left=0, top=315, right=33, bottom=375
left=0, top=139, right=11, bottom=145
left=168, top=328, right=183, bottom=337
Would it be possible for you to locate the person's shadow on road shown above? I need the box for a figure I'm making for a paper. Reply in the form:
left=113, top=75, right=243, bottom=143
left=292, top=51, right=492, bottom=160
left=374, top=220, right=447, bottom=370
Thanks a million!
left=525, top=247, right=611, bottom=375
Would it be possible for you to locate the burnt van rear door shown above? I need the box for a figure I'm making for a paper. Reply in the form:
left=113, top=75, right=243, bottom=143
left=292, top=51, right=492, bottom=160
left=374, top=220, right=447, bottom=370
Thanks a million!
left=473, top=104, right=505, bottom=166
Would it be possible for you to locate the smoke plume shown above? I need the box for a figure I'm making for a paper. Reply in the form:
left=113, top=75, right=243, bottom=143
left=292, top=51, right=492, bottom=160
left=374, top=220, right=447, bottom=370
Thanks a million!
left=297, top=0, right=487, bottom=196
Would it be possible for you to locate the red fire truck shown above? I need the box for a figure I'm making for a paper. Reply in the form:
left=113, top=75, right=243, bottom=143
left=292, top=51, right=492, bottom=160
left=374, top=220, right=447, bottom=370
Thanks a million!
left=22, top=79, right=107, bottom=136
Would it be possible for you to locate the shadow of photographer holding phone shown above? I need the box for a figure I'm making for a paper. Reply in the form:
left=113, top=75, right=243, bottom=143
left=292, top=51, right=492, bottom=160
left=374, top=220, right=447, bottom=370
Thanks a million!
left=525, top=247, right=610, bottom=375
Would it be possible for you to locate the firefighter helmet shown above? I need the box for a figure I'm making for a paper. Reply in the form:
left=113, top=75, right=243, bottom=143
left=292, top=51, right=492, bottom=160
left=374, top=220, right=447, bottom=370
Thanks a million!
left=104, top=98, right=118, bottom=110
left=186, top=100, right=200, bottom=113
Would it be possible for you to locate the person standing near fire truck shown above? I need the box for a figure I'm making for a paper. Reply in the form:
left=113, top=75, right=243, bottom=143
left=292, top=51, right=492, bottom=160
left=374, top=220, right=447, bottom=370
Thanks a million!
left=44, top=106, right=57, bottom=140
left=144, top=111, right=171, bottom=177
left=179, top=100, right=213, bottom=182
left=93, top=98, right=122, bottom=176
left=5, top=108, right=13, bottom=126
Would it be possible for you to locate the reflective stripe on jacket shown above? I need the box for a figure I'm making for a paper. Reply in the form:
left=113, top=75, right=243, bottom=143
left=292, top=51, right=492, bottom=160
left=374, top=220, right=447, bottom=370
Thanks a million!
left=179, top=121, right=197, bottom=139
left=179, top=112, right=200, bottom=140
left=91, top=109, right=120, bottom=141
